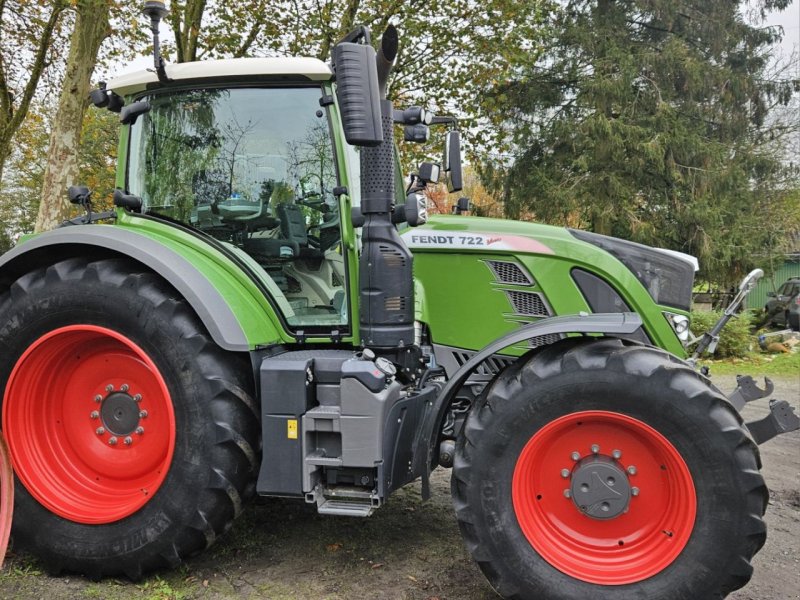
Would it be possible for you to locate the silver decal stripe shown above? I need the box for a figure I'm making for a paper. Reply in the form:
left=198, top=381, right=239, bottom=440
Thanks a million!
left=402, top=230, right=554, bottom=254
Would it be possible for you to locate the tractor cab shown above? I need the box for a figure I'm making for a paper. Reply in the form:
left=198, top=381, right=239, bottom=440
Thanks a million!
left=109, top=62, right=352, bottom=329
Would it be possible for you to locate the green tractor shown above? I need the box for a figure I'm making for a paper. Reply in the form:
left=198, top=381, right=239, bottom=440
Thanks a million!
left=0, top=5, right=796, bottom=598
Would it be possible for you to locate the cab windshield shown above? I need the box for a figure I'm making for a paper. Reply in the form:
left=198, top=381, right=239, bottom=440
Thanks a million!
left=128, top=86, right=347, bottom=329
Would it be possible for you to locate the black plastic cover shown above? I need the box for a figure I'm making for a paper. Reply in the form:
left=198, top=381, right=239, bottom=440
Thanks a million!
left=332, top=42, right=383, bottom=147
left=569, top=229, right=695, bottom=311
left=571, top=268, right=650, bottom=344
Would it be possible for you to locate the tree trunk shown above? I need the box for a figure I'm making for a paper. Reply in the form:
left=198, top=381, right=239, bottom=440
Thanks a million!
left=35, top=0, right=110, bottom=233
left=0, top=1, right=68, bottom=187
left=173, top=0, right=207, bottom=63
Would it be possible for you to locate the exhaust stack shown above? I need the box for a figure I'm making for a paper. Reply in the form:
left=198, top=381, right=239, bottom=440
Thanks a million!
left=358, top=27, right=414, bottom=348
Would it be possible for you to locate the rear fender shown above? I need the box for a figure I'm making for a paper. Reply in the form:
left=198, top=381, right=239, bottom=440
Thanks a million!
left=0, top=226, right=285, bottom=352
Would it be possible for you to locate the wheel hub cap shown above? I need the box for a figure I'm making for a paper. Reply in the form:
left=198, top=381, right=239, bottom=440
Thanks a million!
left=569, top=455, right=631, bottom=519
left=100, top=391, right=141, bottom=436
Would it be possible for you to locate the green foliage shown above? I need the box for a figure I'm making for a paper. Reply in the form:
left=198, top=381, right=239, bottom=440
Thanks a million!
left=164, top=0, right=552, bottom=167
left=0, top=107, right=118, bottom=247
left=0, top=0, right=71, bottom=182
left=702, top=349, right=800, bottom=377
left=488, top=0, right=799, bottom=288
left=690, top=310, right=754, bottom=358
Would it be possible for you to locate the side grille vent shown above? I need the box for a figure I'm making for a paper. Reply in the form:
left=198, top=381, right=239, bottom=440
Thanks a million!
left=379, top=244, right=406, bottom=268
left=528, top=333, right=565, bottom=348
left=451, top=350, right=516, bottom=376
left=505, top=290, right=550, bottom=317
left=384, top=296, right=406, bottom=311
left=486, top=260, right=533, bottom=285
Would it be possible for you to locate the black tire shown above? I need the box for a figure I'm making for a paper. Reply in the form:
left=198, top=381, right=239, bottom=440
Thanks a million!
left=452, top=338, right=768, bottom=600
left=786, top=311, right=799, bottom=332
left=0, top=257, right=260, bottom=579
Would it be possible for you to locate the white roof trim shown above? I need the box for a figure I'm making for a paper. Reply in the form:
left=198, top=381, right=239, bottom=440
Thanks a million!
left=658, top=248, right=700, bottom=272
left=107, top=57, right=333, bottom=96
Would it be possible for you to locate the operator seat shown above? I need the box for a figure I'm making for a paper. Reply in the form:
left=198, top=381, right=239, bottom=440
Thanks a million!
left=277, top=203, right=323, bottom=259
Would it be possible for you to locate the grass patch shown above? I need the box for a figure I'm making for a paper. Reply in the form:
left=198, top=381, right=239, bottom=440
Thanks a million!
left=699, top=350, right=800, bottom=376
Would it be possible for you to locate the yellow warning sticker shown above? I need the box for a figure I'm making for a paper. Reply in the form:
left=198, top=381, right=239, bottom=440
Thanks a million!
left=287, top=419, right=298, bottom=440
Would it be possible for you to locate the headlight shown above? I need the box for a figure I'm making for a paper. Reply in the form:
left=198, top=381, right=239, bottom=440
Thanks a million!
left=570, top=230, right=695, bottom=311
left=664, top=312, right=691, bottom=343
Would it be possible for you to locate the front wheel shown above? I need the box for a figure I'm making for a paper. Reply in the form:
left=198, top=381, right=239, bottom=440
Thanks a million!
left=452, top=338, right=767, bottom=600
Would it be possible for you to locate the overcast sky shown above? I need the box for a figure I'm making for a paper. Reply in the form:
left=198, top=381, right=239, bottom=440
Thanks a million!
left=763, top=0, right=799, bottom=73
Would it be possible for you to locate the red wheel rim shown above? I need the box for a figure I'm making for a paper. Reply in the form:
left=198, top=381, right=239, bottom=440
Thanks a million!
left=2, top=325, right=176, bottom=524
left=512, top=410, right=696, bottom=585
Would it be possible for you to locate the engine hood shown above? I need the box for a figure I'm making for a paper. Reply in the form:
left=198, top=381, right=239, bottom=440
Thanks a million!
left=401, top=215, right=573, bottom=255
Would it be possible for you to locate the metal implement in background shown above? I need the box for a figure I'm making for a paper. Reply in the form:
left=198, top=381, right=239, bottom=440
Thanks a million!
left=692, top=268, right=764, bottom=360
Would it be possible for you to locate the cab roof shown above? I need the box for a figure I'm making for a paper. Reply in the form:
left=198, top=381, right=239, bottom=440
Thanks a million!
left=107, top=57, right=333, bottom=96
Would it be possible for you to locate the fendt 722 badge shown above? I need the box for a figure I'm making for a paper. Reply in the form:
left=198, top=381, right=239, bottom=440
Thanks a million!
left=0, top=3, right=797, bottom=599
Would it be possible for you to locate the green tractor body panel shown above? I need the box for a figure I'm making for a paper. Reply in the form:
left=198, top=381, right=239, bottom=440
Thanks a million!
left=114, top=211, right=293, bottom=347
left=407, top=215, right=687, bottom=357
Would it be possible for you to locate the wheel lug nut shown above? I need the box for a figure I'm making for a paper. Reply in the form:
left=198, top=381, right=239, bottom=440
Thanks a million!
left=136, top=426, right=145, bottom=435
left=133, top=394, right=142, bottom=402
left=121, top=384, right=129, bottom=392
left=108, top=436, right=118, bottom=446
left=631, top=487, right=640, bottom=497
left=561, top=468, right=570, bottom=478
left=106, top=385, right=114, bottom=393
left=124, top=436, right=133, bottom=446
left=627, top=465, right=637, bottom=475
left=563, top=489, right=571, bottom=498
left=96, top=427, right=105, bottom=435
left=612, top=449, right=622, bottom=459
left=90, top=411, right=99, bottom=420
left=591, top=444, right=600, bottom=454
left=94, top=395, right=103, bottom=403
left=570, top=451, right=580, bottom=461
left=139, top=410, right=148, bottom=419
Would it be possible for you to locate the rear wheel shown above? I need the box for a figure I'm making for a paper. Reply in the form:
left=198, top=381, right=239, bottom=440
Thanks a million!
left=0, top=258, right=259, bottom=578
left=452, top=338, right=767, bottom=600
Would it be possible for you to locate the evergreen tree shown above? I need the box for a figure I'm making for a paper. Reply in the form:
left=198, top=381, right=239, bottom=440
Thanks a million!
left=492, top=0, right=798, bottom=286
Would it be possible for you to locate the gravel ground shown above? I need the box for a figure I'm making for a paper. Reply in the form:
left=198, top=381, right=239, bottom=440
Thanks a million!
left=0, top=374, right=797, bottom=600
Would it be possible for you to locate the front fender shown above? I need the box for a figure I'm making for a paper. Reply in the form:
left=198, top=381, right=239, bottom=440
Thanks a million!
left=416, top=313, right=644, bottom=499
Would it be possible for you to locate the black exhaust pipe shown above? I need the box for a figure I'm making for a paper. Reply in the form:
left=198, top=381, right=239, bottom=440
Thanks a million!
left=376, top=25, right=398, bottom=99
left=357, top=26, right=415, bottom=349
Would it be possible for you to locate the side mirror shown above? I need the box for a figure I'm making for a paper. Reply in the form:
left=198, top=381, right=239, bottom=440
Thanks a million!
left=766, top=291, right=776, bottom=298
left=443, top=130, right=463, bottom=192
left=332, top=42, right=383, bottom=147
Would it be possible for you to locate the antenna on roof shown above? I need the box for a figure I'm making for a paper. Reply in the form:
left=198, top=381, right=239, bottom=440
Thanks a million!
left=142, top=1, right=171, bottom=84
